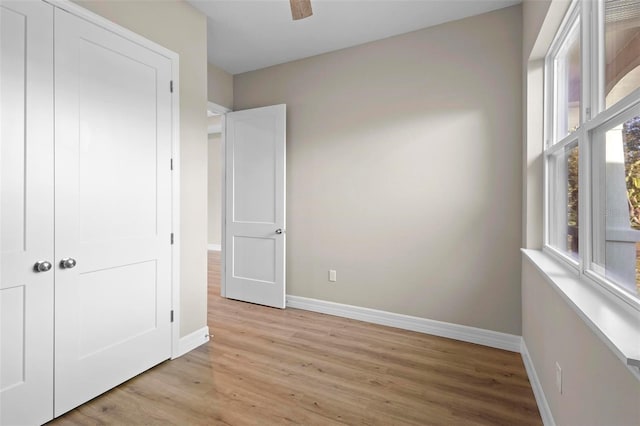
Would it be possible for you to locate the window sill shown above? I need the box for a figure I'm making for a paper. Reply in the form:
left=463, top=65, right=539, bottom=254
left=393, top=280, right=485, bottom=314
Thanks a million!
left=522, top=249, right=640, bottom=380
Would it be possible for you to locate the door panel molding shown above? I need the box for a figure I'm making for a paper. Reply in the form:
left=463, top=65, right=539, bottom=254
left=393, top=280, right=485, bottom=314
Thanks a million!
left=224, top=105, right=286, bottom=309
left=0, top=1, right=55, bottom=424
left=2, top=0, right=182, bottom=423
left=53, top=8, right=174, bottom=415
left=45, top=0, right=182, bottom=360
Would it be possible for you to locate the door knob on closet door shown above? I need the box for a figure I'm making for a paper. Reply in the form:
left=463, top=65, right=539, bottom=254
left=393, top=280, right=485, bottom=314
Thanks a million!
left=33, top=261, right=52, bottom=273
left=60, top=257, right=77, bottom=269
left=275, top=228, right=283, bottom=234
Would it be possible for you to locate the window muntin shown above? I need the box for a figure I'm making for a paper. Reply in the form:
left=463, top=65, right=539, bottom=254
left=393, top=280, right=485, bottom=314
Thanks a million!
left=591, top=110, right=640, bottom=297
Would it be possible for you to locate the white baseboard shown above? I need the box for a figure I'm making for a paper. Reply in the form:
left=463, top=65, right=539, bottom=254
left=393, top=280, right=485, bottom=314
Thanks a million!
left=174, top=326, right=210, bottom=358
left=521, top=340, right=555, bottom=426
left=208, top=244, right=221, bottom=251
left=286, top=295, right=521, bottom=352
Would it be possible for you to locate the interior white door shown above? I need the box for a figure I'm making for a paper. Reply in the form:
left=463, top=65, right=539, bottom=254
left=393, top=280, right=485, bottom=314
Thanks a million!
left=53, top=9, right=173, bottom=416
left=225, top=105, right=286, bottom=308
left=0, top=1, right=55, bottom=424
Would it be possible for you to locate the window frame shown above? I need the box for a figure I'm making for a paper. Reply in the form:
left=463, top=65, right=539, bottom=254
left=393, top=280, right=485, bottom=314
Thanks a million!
left=583, top=90, right=640, bottom=309
left=545, top=3, right=581, bottom=146
left=544, top=0, right=640, bottom=311
left=544, top=0, right=583, bottom=270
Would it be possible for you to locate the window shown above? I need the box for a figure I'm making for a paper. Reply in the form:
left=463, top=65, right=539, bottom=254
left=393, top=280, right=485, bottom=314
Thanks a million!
left=548, top=140, right=580, bottom=259
left=545, top=0, right=640, bottom=304
left=554, top=17, right=581, bottom=139
left=591, top=109, right=640, bottom=297
left=604, top=0, right=640, bottom=108
left=546, top=3, right=582, bottom=262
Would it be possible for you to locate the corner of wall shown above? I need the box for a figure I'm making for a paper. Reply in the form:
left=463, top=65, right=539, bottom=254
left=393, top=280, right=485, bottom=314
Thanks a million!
left=207, top=62, right=234, bottom=110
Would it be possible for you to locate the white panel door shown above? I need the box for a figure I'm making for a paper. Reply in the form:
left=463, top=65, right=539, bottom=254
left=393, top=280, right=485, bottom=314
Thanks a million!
left=54, top=9, right=173, bottom=416
left=225, top=105, right=286, bottom=308
left=0, top=1, right=55, bottom=425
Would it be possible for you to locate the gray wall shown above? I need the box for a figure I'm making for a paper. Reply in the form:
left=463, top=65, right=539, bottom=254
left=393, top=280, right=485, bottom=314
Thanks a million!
left=76, top=0, right=208, bottom=337
left=234, top=6, right=524, bottom=335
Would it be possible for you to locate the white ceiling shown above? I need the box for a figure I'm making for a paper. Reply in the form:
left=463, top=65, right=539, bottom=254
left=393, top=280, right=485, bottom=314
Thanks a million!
left=187, top=0, right=521, bottom=75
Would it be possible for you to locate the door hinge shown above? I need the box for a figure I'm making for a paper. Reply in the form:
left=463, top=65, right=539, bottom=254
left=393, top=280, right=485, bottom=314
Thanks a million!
left=170, top=80, right=173, bottom=93
left=171, top=233, right=174, bottom=245
left=170, top=158, right=173, bottom=170
left=170, top=310, right=174, bottom=323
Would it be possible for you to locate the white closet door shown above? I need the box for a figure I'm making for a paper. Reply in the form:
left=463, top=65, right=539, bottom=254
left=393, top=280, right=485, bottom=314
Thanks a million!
left=0, top=1, right=55, bottom=425
left=53, top=9, right=173, bottom=416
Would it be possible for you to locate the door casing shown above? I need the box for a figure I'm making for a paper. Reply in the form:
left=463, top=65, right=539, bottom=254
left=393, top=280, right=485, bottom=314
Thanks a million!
left=207, top=101, right=231, bottom=298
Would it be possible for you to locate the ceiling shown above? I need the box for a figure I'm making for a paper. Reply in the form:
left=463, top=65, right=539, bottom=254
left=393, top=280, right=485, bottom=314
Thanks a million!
left=187, top=0, right=521, bottom=75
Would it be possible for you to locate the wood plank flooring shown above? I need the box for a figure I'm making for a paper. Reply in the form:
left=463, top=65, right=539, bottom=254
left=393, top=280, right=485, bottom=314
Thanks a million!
left=49, top=251, right=542, bottom=425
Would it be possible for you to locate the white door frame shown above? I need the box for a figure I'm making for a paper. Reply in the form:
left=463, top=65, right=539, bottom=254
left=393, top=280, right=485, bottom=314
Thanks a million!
left=207, top=101, right=231, bottom=298
left=45, top=0, right=182, bottom=358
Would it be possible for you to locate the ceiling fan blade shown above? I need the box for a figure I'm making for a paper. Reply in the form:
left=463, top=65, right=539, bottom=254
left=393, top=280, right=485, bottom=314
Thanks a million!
left=290, top=0, right=313, bottom=20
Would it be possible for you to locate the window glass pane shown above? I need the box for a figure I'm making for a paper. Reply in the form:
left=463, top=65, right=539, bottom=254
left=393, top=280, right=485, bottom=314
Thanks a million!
left=592, top=115, right=640, bottom=297
left=605, top=0, right=640, bottom=108
left=555, top=20, right=581, bottom=140
left=549, top=142, right=580, bottom=259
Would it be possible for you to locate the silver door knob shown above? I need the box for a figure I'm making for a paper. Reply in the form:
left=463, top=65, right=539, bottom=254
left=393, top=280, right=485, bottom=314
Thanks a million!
left=275, top=228, right=283, bottom=234
left=33, top=261, right=52, bottom=273
left=60, top=257, right=77, bottom=269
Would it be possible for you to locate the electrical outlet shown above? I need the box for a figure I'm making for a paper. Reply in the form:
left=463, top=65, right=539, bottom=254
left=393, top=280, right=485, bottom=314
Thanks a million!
left=555, top=362, right=562, bottom=394
left=329, top=269, right=337, bottom=282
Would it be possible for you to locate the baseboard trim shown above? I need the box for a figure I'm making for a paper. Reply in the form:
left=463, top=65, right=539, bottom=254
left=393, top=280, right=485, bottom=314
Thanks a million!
left=286, top=295, right=521, bottom=352
left=208, top=244, right=221, bottom=251
left=174, top=326, right=210, bottom=359
left=521, top=340, right=555, bottom=426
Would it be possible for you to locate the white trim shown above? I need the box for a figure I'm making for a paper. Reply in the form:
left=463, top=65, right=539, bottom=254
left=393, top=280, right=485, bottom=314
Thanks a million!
left=44, top=0, right=177, bottom=60
left=169, top=51, right=182, bottom=362
left=208, top=102, right=230, bottom=299
left=522, top=249, right=640, bottom=376
left=174, top=326, right=210, bottom=359
left=207, top=244, right=221, bottom=251
left=286, top=295, right=521, bottom=352
left=208, top=101, right=231, bottom=115
left=521, top=340, right=556, bottom=426
left=47, top=0, right=183, bottom=363
left=220, top=113, right=227, bottom=298
left=208, top=124, right=222, bottom=134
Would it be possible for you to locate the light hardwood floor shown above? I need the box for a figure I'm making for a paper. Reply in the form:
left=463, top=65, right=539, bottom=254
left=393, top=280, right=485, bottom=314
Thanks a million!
left=50, top=251, right=542, bottom=425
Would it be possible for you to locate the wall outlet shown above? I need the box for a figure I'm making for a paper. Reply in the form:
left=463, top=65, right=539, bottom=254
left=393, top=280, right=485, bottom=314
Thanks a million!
left=555, top=362, right=562, bottom=394
left=328, top=269, right=337, bottom=282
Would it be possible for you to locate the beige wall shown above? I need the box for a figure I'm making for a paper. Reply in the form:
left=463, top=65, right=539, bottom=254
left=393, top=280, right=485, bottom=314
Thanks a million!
left=522, top=1, right=640, bottom=423
left=522, top=0, right=551, bottom=250
left=521, top=0, right=570, bottom=249
left=75, top=0, right=208, bottom=337
left=234, top=6, right=523, bottom=335
left=522, top=258, right=640, bottom=425
left=208, top=125, right=222, bottom=246
left=208, top=63, right=233, bottom=109
left=523, top=0, right=552, bottom=61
